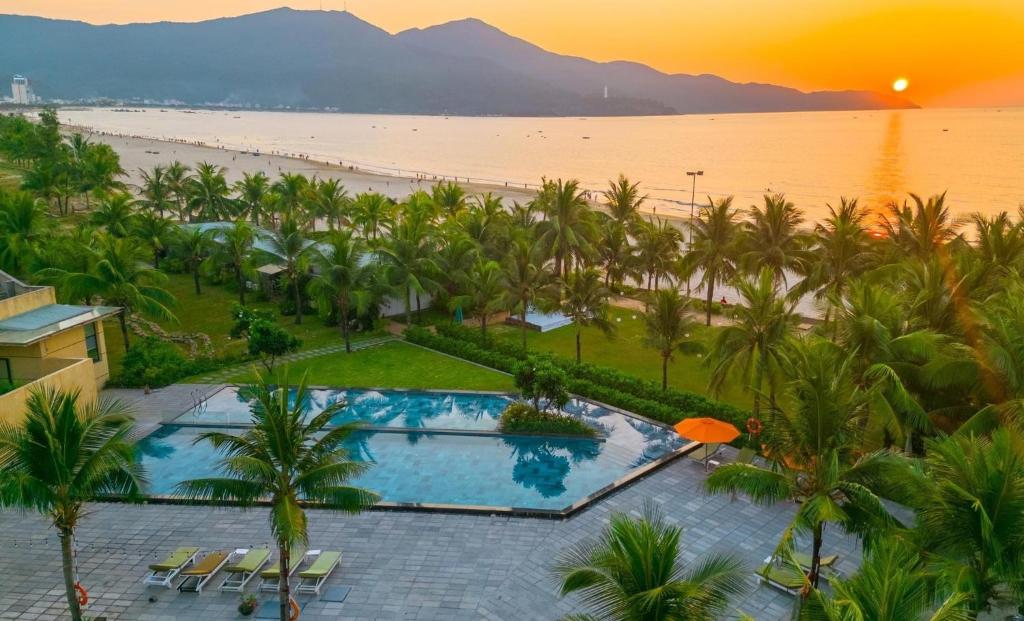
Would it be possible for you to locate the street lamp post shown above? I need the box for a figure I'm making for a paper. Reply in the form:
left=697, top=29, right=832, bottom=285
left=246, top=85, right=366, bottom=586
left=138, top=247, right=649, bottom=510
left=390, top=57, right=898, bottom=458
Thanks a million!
left=685, top=170, right=703, bottom=298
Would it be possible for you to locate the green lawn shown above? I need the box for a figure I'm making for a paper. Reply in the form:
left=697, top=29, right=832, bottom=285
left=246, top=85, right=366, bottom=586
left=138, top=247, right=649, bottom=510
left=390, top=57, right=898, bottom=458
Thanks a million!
left=0, top=160, right=23, bottom=189
left=219, top=341, right=514, bottom=391
left=104, top=271, right=360, bottom=375
left=490, top=306, right=751, bottom=409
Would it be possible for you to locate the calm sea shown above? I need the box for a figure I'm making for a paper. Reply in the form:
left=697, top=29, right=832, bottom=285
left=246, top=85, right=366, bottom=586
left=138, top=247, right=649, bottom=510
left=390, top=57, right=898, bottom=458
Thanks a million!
left=62, top=107, right=1024, bottom=223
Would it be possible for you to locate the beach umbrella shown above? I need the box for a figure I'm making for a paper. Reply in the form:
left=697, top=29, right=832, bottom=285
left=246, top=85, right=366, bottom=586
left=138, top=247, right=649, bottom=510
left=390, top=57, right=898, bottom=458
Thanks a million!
left=673, top=417, right=741, bottom=471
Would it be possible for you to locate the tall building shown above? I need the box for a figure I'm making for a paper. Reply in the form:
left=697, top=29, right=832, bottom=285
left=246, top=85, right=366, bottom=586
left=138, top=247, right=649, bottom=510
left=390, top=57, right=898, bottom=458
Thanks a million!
left=11, top=75, right=34, bottom=105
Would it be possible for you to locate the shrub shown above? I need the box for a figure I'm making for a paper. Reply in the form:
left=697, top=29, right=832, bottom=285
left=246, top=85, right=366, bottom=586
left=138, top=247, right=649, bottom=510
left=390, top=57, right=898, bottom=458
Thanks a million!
left=248, top=319, right=301, bottom=372
left=514, top=362, right=569, bottom=412
left=116, top=336, right=220, bottom=388
left=499, top=402, right=596, bottom=438
left=230, top=304, right=274, bottom=339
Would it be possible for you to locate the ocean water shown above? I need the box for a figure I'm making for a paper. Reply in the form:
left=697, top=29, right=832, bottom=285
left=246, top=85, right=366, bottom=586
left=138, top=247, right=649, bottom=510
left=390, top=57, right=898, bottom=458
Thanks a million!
left=62, top=106, right=1024, bottom=223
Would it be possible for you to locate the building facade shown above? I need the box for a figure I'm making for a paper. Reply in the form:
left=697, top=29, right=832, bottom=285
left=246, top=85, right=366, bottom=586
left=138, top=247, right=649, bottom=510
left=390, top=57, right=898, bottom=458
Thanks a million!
left=0, top=272, right=119, bottom=422
left=10, top=75, right=34, bottom=105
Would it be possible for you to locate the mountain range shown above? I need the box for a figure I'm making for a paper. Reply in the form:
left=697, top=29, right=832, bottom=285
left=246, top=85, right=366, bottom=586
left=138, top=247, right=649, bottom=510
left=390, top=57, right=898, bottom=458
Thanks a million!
left=0, top=8, right=917, bottom=116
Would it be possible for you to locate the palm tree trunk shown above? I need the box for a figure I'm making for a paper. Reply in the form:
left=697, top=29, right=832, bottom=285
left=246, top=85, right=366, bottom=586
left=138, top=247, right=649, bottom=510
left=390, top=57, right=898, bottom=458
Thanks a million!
left=662, top=353, right=669, bottom=391
left=752, top=354, right=764, bottom=420
left=59, top=527, right=83, bottom=621
left=705, top=279, right=715, bottom=327
left=416, top=293, right=422, bottom=323
left=237, top=265, right=246, bottom=305
left=119, top=312, right=131, bottom=353
left=193, top=267, right=202, bottom=296
left=403, top=288, right=412, bottom=326
left=481, top=315, right=488, bottom=339
left=520, top=308, right=528, bottom=351
left=293, top=273, right=304, bottom=325
left=807, top=521, right=824, bottom=593
left=340, top=296, right=352, bottom=353
left=277, top=541, right=290, bottom=621
left=575, top=326, right=582, bottom=363
left=153, top=249, right=160, bottom=270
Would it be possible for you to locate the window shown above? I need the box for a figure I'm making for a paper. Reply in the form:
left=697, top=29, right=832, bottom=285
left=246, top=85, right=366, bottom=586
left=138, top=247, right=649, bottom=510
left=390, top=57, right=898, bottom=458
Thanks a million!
left=84, top=322, right=101, bottom=362
left=0, top=358, right=10, bottom=384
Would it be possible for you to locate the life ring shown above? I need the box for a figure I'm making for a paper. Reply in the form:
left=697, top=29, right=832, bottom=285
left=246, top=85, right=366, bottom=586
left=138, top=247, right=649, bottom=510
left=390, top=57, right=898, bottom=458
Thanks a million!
left=746, top=417, right=763, bottom=436
left=74, top=582, right=88, bottom=607
left=289, top=596, right=300, bottom=621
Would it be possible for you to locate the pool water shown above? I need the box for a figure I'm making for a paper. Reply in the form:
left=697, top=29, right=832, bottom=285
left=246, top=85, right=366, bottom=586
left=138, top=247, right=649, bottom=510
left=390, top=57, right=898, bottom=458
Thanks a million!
left=140, top=387, right=685, bottom=511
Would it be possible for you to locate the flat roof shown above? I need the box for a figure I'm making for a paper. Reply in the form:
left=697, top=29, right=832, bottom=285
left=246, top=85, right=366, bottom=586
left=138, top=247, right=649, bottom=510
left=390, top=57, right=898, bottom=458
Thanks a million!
left=0, top=303, right=120, bottom=346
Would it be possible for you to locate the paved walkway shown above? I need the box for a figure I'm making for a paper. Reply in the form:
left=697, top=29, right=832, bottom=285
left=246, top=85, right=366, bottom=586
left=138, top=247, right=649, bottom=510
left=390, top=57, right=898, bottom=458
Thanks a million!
left=0, top=386, right=861, bottom=621
left=190, top=335, right=396, bottom=383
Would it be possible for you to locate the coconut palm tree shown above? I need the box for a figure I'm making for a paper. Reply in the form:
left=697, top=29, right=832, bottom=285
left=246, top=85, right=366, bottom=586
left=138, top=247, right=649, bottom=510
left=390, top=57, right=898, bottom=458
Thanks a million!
left=0, top=388, right=145, bottom=621
left=309, top=231, right=374, bottom=352
left=176, top=226, right=215, bottom=296
left=969, top=210, right=1024, bottom=279
left=0, top=189, right=51, bottom=276
left=560, top=268, right=613, bottom=363
left=176, top=373, right=378, bottom=621
left=187, top=162, right=231, bottom=222
left=602, top=174, right=646, bottom=228
left=380, top=219, right=439, bottom=325
left=553, top=501, right=747, bottom=621
left=270, top=173, right=310, bottom=224
left=164, top=161, right=192, bottom=222
left=537, top=178, right=597, bottom=280
left=740, top=193, right=808, bottom=286
left=131, top=211, right=174, bottom=269
left=880, top=192, right=962, bottom=261
left=43, top=235, right=176, bottom=351
left=310, top=178, right=350, bottom=231
left=213, top=220, right=255, bottom=305
left=137, top=164, right=174, bottom=219
left=805, top=536, right=969, bottom=621
left=352, top=192, right=394, bottom=242
left=707, top=267, right=798, bottom=420
left=432, top=180, right=467, bottom=218
left=453, top=259, right=507, bottom=338
left=597, top=220, right=637, bottom=291
left=644, top=289, right=702, bottom=390
left=89, top=191, right=136, bottom=237
left=678, top=196, right=741, bottom=325
left=503, top=237, right=552, bottom=350
left=706, top=339, right=903, bottom=595
left=263, top=219, right=312, bottom=324
left=635, top=216, right=683, bottom=291
left=233, top=171, right=270, bottom=226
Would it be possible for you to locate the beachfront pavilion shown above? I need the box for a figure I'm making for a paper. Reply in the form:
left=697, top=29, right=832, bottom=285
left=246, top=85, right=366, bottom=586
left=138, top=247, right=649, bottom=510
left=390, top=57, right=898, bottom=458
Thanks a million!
left=0, top=384, right=860, bottom=621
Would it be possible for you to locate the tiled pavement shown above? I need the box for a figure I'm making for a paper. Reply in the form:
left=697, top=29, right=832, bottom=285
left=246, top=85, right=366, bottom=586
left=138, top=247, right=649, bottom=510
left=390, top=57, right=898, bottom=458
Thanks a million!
left=0, top=387, right=861, bottom=621
left=190, top=335, right=396, bottom=384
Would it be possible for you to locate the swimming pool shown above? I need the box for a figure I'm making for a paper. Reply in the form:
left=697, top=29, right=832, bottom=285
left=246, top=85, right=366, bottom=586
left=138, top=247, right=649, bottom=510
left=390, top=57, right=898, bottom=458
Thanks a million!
left=137, top=387, right=688, bottom=514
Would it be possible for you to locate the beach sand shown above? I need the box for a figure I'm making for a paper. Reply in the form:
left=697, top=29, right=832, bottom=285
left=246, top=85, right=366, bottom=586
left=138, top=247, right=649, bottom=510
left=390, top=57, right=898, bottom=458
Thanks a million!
left=83, top=131, right=538, bottom=204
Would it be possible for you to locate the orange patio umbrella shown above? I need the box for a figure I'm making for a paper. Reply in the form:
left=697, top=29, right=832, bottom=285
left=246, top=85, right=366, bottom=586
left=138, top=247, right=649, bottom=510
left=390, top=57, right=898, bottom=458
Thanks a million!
left=673, top=417, right=741, bottom=471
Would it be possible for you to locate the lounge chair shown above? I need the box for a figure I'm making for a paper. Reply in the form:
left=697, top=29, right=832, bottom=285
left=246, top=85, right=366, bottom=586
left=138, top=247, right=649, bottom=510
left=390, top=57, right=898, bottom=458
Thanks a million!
left=143, top=546, right=200, bottom=588
left=687, top=443, right=721, bottom=470
left=791, top=552, right=839, bottom=574
left=258, top=548, right=308, bottom=592
left=296, top=551, right=341, bottom=596
left=219, top=548, right=271, bottom=592
left=734, top=447, right=756, bottom=465
left=757, top=561, right=807, bottom=596
left=177, top=550, right=231, bottom=594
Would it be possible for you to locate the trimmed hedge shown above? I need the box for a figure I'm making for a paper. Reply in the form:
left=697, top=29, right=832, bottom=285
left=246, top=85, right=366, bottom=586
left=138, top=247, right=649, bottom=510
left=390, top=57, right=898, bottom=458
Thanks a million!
left=405, top=325, right=750, bottom=434
left=499, top=402, right=596, bottom=438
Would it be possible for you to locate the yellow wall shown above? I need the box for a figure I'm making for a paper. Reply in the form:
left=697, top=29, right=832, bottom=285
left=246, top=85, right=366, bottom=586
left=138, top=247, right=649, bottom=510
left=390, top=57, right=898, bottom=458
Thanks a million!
left=0, top=287, right=55, bottom=321
left=0, top=358, right=97, bottom=424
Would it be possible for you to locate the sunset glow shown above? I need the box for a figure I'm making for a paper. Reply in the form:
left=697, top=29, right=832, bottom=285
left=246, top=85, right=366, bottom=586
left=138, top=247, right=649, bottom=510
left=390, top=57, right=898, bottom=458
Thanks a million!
left=4, top=0, right=1024, bottom=107
left=893, top=78, right=909, bottom=93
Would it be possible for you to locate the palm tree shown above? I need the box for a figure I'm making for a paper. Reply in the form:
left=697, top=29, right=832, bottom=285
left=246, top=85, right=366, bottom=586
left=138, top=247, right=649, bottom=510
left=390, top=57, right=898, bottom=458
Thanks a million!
left=560, top=268, right=613, bottom=363
left=970, top=210, right=1024, bottom=278
left=880, top=192, right=962, bottom=261
left=644, top=289, right=702, bottom=390
left=0, top=388, right=144, bottom=621
left=176, top=226, right=215, bottom=296
left=45, top=235, right=176, bottom=351
left=597, top=220, right=637, bottom=291
left=310, top=178, right=350, bottom=231
left=233, top=171, right=270, bottom=226
left=432, top=180, right=467, bottom=218
left=602, top=174, right=646, bottom=228
left=635, top=217, right=683, bottom=291
left=706, top=339, right=903, bottom=595
left=263, top=219, right=312, bottom=324
left=678, top=196, right=741, bottom=325
left=164, top=161, right=192, bottom=222
left=309, top=231, right=373, bottom=352
left=131, top=211, right=174, bottom=269
left=0, top=189, right=51, bottom=276
left=805, top=536, right=969, bottom=621
left=213, top=220, right=255, bottom=305
left=553, top=501, right=746, bottom=621
left=352, top=192, right=394, bottom=242
left=89, top=191, right=136, bottom=237
left=707, top=267, right=797, bottom=420
left=137, top=164, right=174, bottom=218
left=270, top=173, right=309, bottom=224
left=740, top=193, right=808, bottom=286
left=380, top=219, right=439, bottom=325
left=187, top=162, right=231, bottom=222
left=455, top=259, right=507, bottom=338
left=176, top=373, right=378, bottom=621
left=537, top=178, right=597, bottom=279
left=503, top=237, right=552, bottom=350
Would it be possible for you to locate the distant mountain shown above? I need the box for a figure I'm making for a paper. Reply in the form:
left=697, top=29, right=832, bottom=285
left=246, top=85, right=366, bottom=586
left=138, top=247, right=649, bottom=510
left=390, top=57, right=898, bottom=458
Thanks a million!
left=0, top=8, right=917, bottom=116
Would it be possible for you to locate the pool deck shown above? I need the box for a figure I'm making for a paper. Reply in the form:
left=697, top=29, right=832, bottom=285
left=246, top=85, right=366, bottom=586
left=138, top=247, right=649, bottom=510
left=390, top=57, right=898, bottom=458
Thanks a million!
left=0, top=385, right=861, bottom=620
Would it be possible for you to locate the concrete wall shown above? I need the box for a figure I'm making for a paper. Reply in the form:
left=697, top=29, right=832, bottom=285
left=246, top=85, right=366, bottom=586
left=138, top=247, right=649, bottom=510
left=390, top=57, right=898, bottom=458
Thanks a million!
left=0, top=358, right=97, bottom=424
left=0, top=286, right=55, bottom=321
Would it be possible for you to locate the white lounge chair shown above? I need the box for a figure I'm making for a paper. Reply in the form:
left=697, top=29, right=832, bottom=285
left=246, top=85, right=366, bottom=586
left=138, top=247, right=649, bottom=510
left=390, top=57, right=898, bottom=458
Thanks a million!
left=219, top=548, right=271, bottom=592
left=177, top=550, right=231, bottom=594
left=143, top=546, right=200, bottom=588
left=295, top=551, right=341, bottom=597
left=258, top=548, right=309, bottom=592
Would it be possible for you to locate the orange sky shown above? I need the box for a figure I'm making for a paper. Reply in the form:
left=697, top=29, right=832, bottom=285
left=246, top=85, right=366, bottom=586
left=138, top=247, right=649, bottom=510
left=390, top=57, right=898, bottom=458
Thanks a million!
left=6, top=0, right=1024, bottom=107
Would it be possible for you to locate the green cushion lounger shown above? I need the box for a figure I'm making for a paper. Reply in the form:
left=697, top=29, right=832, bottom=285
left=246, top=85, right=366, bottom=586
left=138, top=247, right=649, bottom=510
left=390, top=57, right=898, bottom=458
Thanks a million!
left=791, top=552, right=839, bottom=573
left=177, top=550, right=231, bottom=594
left=219, top=548, right=272, bottom=592
left=259, top=548, right=308, bottom=592
left=758, top=562, right=807, bottom=596
left=143, top=546, right=200, bottom=588
left=296, top=551, right=342, bottom=597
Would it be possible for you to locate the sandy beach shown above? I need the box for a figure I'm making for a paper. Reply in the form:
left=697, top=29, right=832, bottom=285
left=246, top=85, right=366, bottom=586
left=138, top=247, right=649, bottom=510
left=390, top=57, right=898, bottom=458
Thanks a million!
left=78, top=129, right=540, bottom=205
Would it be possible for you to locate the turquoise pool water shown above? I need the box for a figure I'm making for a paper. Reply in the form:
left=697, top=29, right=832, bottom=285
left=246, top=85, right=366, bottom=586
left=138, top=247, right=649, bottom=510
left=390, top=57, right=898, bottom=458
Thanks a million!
left=140, top=387, right=685, bottom=511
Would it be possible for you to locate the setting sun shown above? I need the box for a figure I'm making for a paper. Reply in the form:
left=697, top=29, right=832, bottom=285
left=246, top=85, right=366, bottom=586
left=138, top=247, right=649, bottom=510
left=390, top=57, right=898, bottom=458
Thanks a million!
left=893, top=77, right=909, bottom=92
